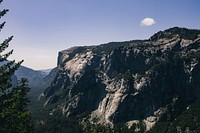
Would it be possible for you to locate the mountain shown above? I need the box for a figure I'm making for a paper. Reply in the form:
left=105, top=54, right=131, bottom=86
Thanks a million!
left=15, top=67, right=56, bottom=98
left=0, top=61, right=50, bottom=98
left=39, top=27, right=200, bottom=132
left=37, top=67, right=58, bottom=100
left=0, top=61, right=48, bottom=86
left=39, top=68, right=53, bottom=75
left=15, top=66, right=47, bottom=87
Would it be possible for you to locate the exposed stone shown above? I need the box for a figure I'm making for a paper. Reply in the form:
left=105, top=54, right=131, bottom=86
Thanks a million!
left=41, top=27, right=200, bottom=131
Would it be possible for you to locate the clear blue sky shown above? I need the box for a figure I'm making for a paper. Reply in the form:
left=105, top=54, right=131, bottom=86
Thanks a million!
left=1, top=0, right=200, bottom=70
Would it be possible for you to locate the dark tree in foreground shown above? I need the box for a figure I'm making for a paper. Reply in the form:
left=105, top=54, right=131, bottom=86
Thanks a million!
left=0, top=1, right=34, bottom=133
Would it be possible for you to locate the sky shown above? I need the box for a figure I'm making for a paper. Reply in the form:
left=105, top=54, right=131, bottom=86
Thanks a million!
left=0, top=0, right=200, bottom=70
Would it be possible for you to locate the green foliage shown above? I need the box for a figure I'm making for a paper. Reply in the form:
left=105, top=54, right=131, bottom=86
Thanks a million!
left=33, top=109, right=147, bottom=133
left=35, top=112, right=83, bottom=133
left=0, top=1, right=34, bottom=132
left=0, top=79, right=34, bottom=133
left=148, top=100, right=200, bottom=133
left=147, top=122, right=170, bottom=133
left=82, top=123, right=111, bottom=133
left=167, top=100, right=200, bottom=133
left=80, top=118, right=146, bottom=133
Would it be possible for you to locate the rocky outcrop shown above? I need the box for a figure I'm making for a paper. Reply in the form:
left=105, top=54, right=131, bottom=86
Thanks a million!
left=41, top=27, right=200, bottom=131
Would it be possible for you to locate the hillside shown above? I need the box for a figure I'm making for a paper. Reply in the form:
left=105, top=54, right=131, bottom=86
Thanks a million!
left=37, top=27, right=200, bottom=132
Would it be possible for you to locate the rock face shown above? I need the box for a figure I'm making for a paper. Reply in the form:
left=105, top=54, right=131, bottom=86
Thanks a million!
left=42, top=27, right=200, bottom=130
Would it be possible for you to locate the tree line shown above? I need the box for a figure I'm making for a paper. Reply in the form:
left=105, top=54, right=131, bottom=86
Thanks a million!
left=0, top=0, right=34, bottom=132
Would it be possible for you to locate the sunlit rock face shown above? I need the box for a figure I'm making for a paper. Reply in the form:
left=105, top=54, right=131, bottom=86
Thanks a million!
left=42, top=27, right=200, bottom=131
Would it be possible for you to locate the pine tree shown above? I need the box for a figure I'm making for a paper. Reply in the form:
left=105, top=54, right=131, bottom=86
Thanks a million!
left=0, top=1, right=34, bottom=132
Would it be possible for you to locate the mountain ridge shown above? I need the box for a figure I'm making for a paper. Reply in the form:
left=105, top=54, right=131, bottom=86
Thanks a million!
left=38, top=27, right=200, bottom=132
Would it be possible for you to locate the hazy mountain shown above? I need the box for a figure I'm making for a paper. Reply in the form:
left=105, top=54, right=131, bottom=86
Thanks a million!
left=15, top=66, right=47, bottom=87
left=39, top=68, right=53, bottom=75
left=15, top=66, right=58, bottom=100
left=0, top=61, right=51, bottom=98
left=38, top=27, right=200, bottom=132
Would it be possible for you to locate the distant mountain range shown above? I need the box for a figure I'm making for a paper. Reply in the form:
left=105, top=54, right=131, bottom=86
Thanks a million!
left=0, top=61, right=54, bottom=98
left=15, top=66, right=47, bottom=86
left=39, top=68, right=53, bottom=75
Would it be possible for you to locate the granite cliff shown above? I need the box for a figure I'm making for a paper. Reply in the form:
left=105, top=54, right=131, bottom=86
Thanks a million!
left=40, top=27, right=200, bottom=131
